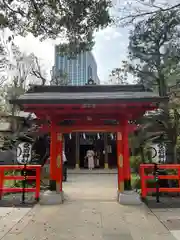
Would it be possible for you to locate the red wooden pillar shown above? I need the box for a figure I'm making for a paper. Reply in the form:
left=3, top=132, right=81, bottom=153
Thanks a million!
left=117, top=131, right=124, bottom=193
left=56, top=133, right=63, bottom=192
left=122, top=119, right=131, bottom=190
left=49, top=121, right=63, bottom=192
left=50, top=120, right=57, bottom=181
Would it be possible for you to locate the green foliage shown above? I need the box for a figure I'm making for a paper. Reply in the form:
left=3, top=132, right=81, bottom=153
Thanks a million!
left=0, top=34, right=48, bottom=115
left=176, top=135, right=180, bottom=151
left=50, top=69, right=69, bottom=86
left=132, top=177, right=156, bottom=191
left=0, top=0, right=112, bottom=55
left=130, top=155, right=142, bottom=173
left=4, top=170, right=22, bottom=188
left=133, top=108, right=180, bottom=163
left=129, top=122, right=160, bottom=164
left=125, top=10, right=180, bottom=163
left=128, top=10, right=180, bottom=95
left=130, top=152, right=153, bottom=174
left=57, top=34, right=95, bottom=57
left=109, top=60, right=129, bottom=84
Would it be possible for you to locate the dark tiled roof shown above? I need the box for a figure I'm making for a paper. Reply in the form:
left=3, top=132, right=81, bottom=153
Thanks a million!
left=27, top=84, right=150, bottom=93
left=11, top=84, right=168, bottom=105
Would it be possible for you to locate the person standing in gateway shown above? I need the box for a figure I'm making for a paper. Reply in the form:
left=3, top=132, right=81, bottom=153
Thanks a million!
left=63, top=150, right=67, bottom=181
left=86, top=149, right=95, bottom=170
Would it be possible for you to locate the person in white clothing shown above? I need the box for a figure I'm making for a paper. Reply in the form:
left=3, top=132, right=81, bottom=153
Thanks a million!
left=63, top=151, right=67, bottom=163
left=86, top=149, right=95, bottom=170
left=62, top=150, right=67, bottom=181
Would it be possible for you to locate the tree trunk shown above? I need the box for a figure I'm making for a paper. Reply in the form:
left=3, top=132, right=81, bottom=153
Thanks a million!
left=140, top=146, right=145, bottom=163
left=173, top=144, right=177, bottom=164
left=130, top=144, right=136, bottom=157
left=158, top=73, right=167, bottom=97
left=166, top=142, right=176, bottom=163
left=11, top=104, right=16, bottom=133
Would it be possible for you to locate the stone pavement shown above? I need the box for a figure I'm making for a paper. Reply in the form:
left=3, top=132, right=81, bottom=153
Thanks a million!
left=0, top=207, right=31, bottom=239
left=0, top=174, right=177, bottom=240
left=147, top=196, right=180, bottom=240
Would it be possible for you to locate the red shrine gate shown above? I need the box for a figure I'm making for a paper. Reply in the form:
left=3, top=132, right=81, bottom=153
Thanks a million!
left=11, top=84, right=167, bottom=202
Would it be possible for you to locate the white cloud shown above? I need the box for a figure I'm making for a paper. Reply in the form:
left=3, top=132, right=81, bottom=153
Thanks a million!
left=15, top=34, right=54, bottom=72
left=13, top=25, right=129, bottom=84
left=95, top=27, right=122, bottom=41
left=93, top=27, right=129, bottom=83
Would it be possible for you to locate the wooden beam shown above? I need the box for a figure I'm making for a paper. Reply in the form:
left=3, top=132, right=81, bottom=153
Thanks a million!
left=28, top=108, right=121, bottom=116
left=39, top=124, right=137, bottom=133
left=39, top=122, right=137, bottom=132
left=45, top=114, right=120, bottom=120
left=39, top=125, right=119, bottom=133
left=23, top=103, right=156, bottom=109
left=60, top=126, right=119, bottom=133
left=26, top=106, right=156, bottom=120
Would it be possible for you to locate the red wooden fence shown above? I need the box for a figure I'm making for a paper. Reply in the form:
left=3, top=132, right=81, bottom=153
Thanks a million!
left=0, top=165, right=41, bottom=201
left=140, top=164, right=180, bottom=198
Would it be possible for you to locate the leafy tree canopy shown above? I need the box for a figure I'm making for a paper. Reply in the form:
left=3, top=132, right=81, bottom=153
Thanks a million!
left=127, top=9, right=180, bottom=96
left=0, top=0, right=112, bottom=55
left=123, top=9, right=180, bottom=162
left=109, top=60, right=129, bottom=84
left=50, top=69, right=69, bottom=86
left=0, top=33, right=47, bottom=117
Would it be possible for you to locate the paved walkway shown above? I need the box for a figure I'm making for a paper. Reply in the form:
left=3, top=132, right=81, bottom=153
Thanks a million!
left=146, top=196, right=180, bottom=240
left=0, top=174, right=177, bottom=240
left=0, top=207, right=31, bottom=239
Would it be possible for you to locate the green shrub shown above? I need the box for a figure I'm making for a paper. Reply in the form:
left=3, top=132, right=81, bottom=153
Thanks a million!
left=132, top=177, right=156, bottom=190
left=130, top=155, right=142, bottom=174
left=4, top=170, right=22, bottom=187
left=132, top=175, right=140, bottom=189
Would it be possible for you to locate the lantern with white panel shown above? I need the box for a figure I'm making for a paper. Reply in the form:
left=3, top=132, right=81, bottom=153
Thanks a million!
left=16, top=142, right=32, bottom=164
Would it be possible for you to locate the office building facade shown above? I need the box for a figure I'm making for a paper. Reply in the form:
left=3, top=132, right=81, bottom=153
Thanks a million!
left=53, top=46, right=100, bottom=85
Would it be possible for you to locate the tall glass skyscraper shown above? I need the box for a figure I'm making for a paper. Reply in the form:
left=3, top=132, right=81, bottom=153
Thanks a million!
left=53, top=45, right=100, bottom=85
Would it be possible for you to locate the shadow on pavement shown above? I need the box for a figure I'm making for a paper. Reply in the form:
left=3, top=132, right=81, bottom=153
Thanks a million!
left=0, top=193, right=37, bottom=208
left=145, top=196, right=180, bottom=209
left=0, top=200, right=36, bottom=208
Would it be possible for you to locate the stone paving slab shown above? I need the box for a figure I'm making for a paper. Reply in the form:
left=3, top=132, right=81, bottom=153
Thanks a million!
left=1, top=202, right=176, bottom=240
left=0, top=207, right=31, bottom=239
left=146, top=196, right=180, bottom=240
left=146, top=197, right=180, bottom=229
left=171, top=230, right=180, bottom=240
left=0, top=174, right=178, bottom=240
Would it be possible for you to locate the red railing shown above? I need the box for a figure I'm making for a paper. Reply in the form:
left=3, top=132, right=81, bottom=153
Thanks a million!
left=0, top=165, right=41, bottom=201
left=140, top=164, right=180, bottom=198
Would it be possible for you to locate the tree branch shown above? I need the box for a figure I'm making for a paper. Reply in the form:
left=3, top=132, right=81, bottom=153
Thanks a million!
left=31, top=56, right=47, bottom=85
left=117, top=3, right=180, bottom=26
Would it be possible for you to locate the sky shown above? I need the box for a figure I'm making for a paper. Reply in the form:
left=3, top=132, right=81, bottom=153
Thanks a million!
left=14, top=4, right=130, bottom=84
left=15, top=27, right=129, bottom=84
left=4, top=0, right=176, bottom=84
left=14, top=27, right=129, bottom=84
left=93, top=27, right=129, bottom=83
